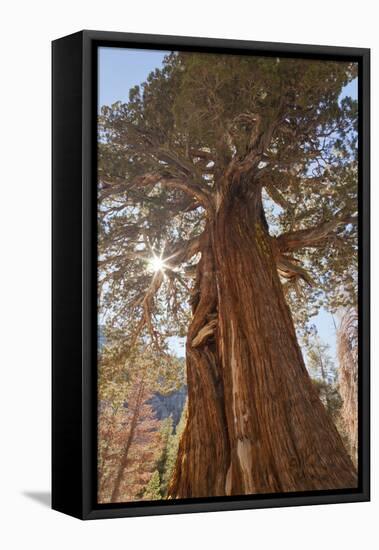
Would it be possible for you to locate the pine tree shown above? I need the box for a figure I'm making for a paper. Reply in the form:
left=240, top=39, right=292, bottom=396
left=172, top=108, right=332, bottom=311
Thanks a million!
left=97, top=342, right=181, bottom=503
left=98, top=375, right=162, bottom=503
left=154, top=416, right=174, bottom=497
left=159, top=401, right=188, bottom=495
left=143, top=470, right=162, bottom=500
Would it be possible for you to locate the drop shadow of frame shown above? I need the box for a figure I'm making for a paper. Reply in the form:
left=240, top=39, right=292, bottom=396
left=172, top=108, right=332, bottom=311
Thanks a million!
left=22, top=491, right=51, bottom=508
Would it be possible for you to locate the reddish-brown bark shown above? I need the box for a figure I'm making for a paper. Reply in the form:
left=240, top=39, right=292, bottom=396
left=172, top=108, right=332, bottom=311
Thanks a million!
left=337, top=309, right=359, bottom=467
left=169, top=182, right=357, bottom=498
left=169, top=235, right=230, bottom=497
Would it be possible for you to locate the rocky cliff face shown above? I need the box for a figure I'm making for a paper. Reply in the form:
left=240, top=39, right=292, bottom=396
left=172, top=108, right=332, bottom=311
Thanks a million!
left=98, top=326, right=187, bottom=427
left=148, top=386, right=187, bottom=427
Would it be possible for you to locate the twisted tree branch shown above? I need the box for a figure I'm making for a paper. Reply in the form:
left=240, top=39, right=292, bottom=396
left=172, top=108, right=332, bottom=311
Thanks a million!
left=277, top=209, right=357, bottom=252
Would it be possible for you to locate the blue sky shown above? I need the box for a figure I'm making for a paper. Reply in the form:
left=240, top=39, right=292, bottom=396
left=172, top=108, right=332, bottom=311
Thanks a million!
left=98, top=47, right=358, bottom=108
left=340, top=79, right=358, bottom=102
left=98, top=47, right=357, bottom=361
left=98, top=47, right=168, bottom=109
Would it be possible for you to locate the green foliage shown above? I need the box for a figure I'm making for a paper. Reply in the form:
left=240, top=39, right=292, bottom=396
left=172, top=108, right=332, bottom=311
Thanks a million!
left=98, top=332, right=185, bottom=408
left=97, top=337, right=186, bottom=503
left=149, top=402, right=188, bottom=497
left=98, top=52, right=357, bottom=343
left=305, top=328, right=346, bottom=442
left=304, top=326, right=337, bottom=384
left=98, top=376, right=162, bottom=503
left=151, top=417, right=172, bottom=497
left=143, top=470, right=162, bottom=501
left=311, top=378, right=343, bottom=426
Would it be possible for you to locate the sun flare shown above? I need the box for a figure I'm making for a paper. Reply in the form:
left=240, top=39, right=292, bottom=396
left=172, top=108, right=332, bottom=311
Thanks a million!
left=148, top=255, right=166, bottom=273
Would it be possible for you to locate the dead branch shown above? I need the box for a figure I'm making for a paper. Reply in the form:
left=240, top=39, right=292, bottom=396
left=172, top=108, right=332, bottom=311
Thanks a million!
left=277, top=254, right=315, bottom=287
left=191, top=319, right=217, bottom=348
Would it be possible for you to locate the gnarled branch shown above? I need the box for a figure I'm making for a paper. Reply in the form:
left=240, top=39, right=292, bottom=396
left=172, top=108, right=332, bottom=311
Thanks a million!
left=191, top=319, right=217, bottom=348
left=277, top=209, right=357, bottom=252
left=277, top=254, right=315, bottom=287
left=122, top=232, right=205, bottom=350
left=129, top=270, right=164, bottom=350
left=159, top=177, right=213, bottom=211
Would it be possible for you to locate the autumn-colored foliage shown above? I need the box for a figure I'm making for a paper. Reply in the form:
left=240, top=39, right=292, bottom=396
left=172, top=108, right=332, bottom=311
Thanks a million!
left=98, top=379, right=162, bottom=503
left=98, top=341, right=185, bottom=503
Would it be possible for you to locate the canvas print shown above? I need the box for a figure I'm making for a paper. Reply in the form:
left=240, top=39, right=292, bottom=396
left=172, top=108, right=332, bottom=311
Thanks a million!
left=97, top=47, right=358, bottom=504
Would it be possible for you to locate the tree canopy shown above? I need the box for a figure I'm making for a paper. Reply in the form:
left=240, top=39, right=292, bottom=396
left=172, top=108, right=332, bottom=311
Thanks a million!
left=98, top=52, right=358, bottom=348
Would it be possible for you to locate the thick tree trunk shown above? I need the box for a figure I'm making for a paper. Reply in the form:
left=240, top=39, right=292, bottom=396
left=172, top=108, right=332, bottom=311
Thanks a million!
left=169, top=236, right=230, bottom=497
left=170, top=184, right=357, bottom=498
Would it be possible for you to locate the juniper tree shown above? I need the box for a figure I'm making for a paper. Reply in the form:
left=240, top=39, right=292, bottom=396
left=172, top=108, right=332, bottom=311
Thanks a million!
left=98, top=52, right=358, bottom=496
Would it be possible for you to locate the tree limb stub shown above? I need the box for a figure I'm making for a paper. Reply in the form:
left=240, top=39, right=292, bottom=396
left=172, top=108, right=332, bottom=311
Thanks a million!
left=168, top=234, right=203, bottom=266
left=191, top=319, right=217, bottom=348
left=277, top=254, right=315, bottom=287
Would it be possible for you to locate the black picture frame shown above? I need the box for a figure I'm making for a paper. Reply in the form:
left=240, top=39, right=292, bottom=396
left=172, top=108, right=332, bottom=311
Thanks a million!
left=52, top=30, right=370, bottom=520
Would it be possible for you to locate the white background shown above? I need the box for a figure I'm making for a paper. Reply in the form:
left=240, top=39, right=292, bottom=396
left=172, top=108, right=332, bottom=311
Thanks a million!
left=0, top=1, right=376, bottom=548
